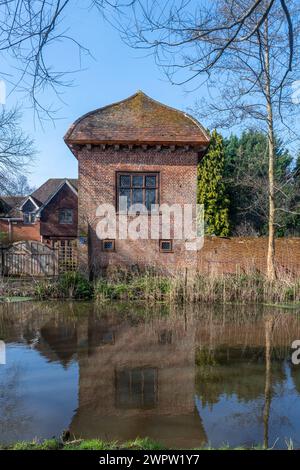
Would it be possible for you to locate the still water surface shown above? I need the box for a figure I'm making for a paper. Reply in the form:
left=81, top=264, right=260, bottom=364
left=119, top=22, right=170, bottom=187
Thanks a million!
left=0, top=301, right=300, bottom=449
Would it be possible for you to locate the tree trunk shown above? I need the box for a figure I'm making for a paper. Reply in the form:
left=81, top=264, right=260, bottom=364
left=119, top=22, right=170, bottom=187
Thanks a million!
left=264, top=20, right=276, bottom=281
left=263, top=316, right=274, bottom=449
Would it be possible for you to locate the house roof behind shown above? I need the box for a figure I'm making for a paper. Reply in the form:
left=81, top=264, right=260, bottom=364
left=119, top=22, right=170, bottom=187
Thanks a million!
left=0, top=179, right=78, bottom=218
left=31, top=178, right=78, bottom=205
left=64, top=91, right=210, bottom=148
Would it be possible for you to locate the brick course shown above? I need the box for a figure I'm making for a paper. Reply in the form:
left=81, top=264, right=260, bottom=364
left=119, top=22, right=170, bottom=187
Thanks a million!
left=0, top=219, right=40, bottom=243
left=67, top=92, right=300, bottom=278
left=77, top=147, right=201, bottom=275
left=198, top=236, right=300, bottom=275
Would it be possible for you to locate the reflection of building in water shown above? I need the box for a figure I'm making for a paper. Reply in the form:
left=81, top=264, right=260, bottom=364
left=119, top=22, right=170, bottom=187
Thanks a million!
left=71, top=312, right=207, bottom=448
left=0, top=301, right=79, bottom=367
left=2, top=301, right=300, bottom=448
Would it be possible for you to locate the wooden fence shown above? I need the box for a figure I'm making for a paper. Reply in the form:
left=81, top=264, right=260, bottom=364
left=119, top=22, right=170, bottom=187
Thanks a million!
left=0, top=240, right=77, bottom=277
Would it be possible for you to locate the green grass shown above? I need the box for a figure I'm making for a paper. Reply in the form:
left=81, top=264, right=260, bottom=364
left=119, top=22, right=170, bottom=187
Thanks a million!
left=1, top=438, right=165, bottom=451
left=0, top=438, right=291, bottom=450
left=3, top=269, right=300, bottom=305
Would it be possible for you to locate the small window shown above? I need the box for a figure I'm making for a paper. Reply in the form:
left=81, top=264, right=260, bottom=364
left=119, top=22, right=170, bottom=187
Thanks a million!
left=102, top=239, right=115, bottom=252
left=159, top=239, right=173, bottom=252
left=59, top=209, right=73, bottom=224
left=158, top=330, right=173, bottom=345
left=116, top=368, right=158, bottom=409
left=23, top=212, right=35, bottom=224
left=117, top=172, right=159, bottom=212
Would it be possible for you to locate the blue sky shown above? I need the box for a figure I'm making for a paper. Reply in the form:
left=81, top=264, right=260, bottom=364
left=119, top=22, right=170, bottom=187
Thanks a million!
left=3, top=2, right=300, bottom=189
left=5, top=5, right=208, bottom=188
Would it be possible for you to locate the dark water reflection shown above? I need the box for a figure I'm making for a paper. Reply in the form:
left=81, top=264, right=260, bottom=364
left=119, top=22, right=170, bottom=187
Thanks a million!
left=0, top=301, right=300, bottom=449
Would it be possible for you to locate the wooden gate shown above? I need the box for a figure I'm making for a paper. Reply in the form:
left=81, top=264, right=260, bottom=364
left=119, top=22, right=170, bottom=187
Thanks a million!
left=0, top=241, right=58, bottom=277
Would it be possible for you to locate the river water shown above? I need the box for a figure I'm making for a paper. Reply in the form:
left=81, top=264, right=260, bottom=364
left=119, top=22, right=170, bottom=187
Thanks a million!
left=0, top=301, right=300, bottom=449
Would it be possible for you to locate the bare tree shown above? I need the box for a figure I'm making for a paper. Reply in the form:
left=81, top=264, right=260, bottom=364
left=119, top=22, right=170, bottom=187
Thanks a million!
left=121, top=0, right=300, bottom=279
left=6, top=175, right=36, bottom=196
left=0, top=1, right=130, bottom=119
left=0, top=1, right=129, bottom=193
left=0, top=108, right=35, bottom=194
left=1, top=0, right=291, bottom=120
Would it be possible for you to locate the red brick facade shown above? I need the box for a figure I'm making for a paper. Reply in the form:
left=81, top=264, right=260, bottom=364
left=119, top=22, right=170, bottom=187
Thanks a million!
left=0, top=180, right=78, bottom=245
left=198, top=236, right=300, bottom=275
left=65, top=92, right=210, bottom=276
left=40, top=184, right=78, bottom=241
left=0, top=218, right=40, bottom=243
left=66, top=92, right=300, bottom=278
left=77, top=147, right=202, bottom=275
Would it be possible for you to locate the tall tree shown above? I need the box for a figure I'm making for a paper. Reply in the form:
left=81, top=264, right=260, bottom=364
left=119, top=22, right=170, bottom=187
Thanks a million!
left=198, top=130, right=230, bottom=237
left=0, top=108, right=35, bottom=194
left=6, top=176, right=36, bottom=196
left=123, top=0, right=300, bottom=279
left=0, top=1, right=292, bottom=118
left=224, top=130, right=293, bottom=237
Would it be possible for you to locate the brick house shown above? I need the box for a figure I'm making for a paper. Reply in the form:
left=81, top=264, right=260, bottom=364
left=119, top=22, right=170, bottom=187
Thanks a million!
left=0, top=178, right=78, bottom=246
left=65, top=91, right=210, bottom=276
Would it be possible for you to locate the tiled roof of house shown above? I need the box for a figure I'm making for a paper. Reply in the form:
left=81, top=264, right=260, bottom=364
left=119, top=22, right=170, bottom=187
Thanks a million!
left=64, top=91, right=210, bottom=147
left=31, top=178, right=78, bottom=205
left=0, top=179, right=78, bottom=218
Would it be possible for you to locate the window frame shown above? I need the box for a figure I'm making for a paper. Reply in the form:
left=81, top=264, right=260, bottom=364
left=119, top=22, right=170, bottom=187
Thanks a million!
left=116, top=171, right=159, bottom=213
left=102, top=239, right=115, bottom=252
left=159, top=239, right=173, bottom=253
left=115, top=367, right=158, bottom=409
left=58, top=208, right=74, bottom=225
left=23, top=212, right=36, bottom=225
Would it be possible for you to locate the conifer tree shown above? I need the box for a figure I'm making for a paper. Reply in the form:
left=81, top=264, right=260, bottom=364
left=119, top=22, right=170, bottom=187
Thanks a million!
left=197, top=130, right=230, bottom=236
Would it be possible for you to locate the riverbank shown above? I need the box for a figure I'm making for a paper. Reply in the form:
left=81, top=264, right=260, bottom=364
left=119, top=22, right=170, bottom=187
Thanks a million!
left=1, top=270, right=300, bottom=304
left=0, top=438, right=275, bottom=450
left=0, top=438, right=164, bottom=451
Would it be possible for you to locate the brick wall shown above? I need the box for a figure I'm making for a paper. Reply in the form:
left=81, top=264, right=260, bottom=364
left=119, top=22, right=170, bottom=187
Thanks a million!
left=0, top=219, right=41, bottom=243
left=197, top=237, right=300, bottom=275
left=73, top=144, right=300, bottom=277
left=40, top=183, right=78, bottom=239
left=0, top=219, right=9, bottom=243
left=77, top=146, right=200, bottom=275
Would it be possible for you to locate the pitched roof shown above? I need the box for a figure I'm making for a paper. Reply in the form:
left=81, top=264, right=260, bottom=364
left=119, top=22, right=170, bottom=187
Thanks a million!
left=0, top=179, right=78, bottom=218
left=31, top=178, right=78, bottom=205
left=64, top=91, right=210, bottom=148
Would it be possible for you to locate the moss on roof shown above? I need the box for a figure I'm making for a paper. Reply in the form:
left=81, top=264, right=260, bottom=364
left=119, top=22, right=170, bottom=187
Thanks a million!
left=65, top=91, right=209, bottom=147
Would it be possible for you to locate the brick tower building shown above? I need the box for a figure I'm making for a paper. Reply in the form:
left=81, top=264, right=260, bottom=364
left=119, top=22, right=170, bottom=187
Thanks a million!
left=64, top=91, right=210, bottom=276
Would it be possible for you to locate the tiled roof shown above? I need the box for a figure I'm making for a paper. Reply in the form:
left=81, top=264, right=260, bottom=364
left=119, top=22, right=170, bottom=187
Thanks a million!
left=0, top=179, right=78, bottom=218
left=64, top=91, right=210, bottom=147
left=31, top=178, right=78, bottom=205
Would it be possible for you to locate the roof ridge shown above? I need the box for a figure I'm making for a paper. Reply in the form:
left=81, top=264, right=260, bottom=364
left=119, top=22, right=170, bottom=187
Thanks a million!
left=64, top=91, right=144, bottom=142
left=64, top=91, right=210, bottom=144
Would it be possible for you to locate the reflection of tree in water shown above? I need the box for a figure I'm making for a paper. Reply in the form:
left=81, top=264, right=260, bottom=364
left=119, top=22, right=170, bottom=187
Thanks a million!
left=290, top=365, right=300, bottom=395
left=195, top=346, right=286, bottom=408
left=0, top=364, right=32, bottom=440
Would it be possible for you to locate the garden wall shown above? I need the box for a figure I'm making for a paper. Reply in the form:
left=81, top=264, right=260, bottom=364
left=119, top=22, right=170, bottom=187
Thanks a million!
left=197, top=237, right=300, bottom=275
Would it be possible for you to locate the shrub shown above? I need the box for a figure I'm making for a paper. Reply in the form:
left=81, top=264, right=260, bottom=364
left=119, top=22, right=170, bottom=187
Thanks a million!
left=58, top=272, right=93, bottom=299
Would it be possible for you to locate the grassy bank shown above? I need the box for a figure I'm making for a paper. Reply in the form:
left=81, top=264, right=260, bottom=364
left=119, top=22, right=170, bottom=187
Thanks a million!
left=1, top=270, right=300, bottom=304
left=0, top=438, right=278, bottom=450
left=0, top=438, right=164, bottom=451
left=94, top=272, right=300, bottom=304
